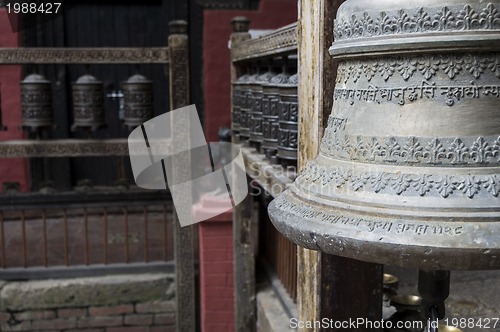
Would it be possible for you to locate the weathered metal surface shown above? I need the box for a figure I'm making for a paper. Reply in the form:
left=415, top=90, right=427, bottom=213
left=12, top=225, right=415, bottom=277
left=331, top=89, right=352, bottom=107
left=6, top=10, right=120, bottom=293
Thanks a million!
left=0, top=139, right=171, bottom=158
left=232, top=73, right=251, bottom=141
left=231, top=23, right=297, bottom=62
left=122, top=74, right=154, bottom=129
left=276, top=74, right=298, bottom=167
left=20, top=74, right=53, bottom=130
left=0, top=47, right=169, bottom=64
left=71, top=74, right=105, bottom=131
left=262, top=71, right=289, bottom=162
left=269, top=0, right=500, bottom=270
left=239, top=70, right=258, bottom=142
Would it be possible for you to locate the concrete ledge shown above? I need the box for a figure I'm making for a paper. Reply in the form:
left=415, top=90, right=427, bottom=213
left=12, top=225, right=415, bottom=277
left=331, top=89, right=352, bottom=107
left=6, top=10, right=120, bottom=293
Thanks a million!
left=257, top=284, right=296, bottom=332
left=0, top=273, right=175, bottom=311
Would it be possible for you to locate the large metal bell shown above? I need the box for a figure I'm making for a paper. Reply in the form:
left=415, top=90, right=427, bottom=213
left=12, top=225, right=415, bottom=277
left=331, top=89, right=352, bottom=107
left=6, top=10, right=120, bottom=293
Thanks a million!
left=268, top=0, right=500, bottom=270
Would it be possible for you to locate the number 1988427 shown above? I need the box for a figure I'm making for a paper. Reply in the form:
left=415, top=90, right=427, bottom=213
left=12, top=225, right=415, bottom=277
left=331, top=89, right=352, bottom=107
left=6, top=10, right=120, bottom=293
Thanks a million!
left=6, top=2, right=61, bottom=14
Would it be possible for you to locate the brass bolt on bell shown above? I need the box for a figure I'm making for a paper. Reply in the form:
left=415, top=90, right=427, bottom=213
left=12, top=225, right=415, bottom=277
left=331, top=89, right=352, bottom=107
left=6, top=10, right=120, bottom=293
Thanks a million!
left=121, top=74, right=154, bottom=130
left=71, top=74, right=105, bottom=131
left=20, top=73, right=54, bottom=131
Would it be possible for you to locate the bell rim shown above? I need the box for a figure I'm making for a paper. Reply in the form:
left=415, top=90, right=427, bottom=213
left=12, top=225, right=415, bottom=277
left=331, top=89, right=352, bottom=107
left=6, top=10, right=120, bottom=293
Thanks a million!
left=268, top=188, right=500, bottom=270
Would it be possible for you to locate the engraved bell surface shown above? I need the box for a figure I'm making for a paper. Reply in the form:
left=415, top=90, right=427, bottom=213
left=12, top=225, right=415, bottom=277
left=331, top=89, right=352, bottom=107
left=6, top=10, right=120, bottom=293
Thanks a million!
left=268, top=0, right=500, bottom=270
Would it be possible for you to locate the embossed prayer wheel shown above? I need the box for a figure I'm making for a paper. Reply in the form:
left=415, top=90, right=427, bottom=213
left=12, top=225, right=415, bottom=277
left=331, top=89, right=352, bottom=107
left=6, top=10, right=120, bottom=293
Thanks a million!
left=71, top=74, right=105, bottom=131
left=277, top=73, right=298, bottom=167
left=232, top=72, right=251, bottom=142
left=20, top=74, right=53, bottom=130
left=249, top=65, right=275, bottom=150
left=262, top=70, right=290, bottom=162
left=239, top=68, right=259, bottom=142
left=121, top=74, right=154, bottom=129
left=269, top=0, right=500, bottom=270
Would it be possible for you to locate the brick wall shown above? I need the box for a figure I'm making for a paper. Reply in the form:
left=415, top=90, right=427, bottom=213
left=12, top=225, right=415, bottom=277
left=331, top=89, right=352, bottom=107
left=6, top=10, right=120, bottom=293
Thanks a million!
left=0, top=273, right=175, bottom=332
left=197, top=204, right=234, bottom=332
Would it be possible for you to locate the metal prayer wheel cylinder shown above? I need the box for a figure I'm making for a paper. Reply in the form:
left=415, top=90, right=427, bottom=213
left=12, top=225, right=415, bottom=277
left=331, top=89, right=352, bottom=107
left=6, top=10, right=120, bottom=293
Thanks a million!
left=232, top=73, right=251, bottom=142
left=239, top=72, right=258, bottom=142
left=277, top=73, right=298, bottom=167
left=269, top=0, right=500, bottom=270
left=249, top=69, right=274, bottom=150
left=121, top=74, right=153, bottom=129
left=71, top=74, right=105, bottom=131
left=262, top=72, right=289, bottom=161
left=20, top=74, right=53, bottom=129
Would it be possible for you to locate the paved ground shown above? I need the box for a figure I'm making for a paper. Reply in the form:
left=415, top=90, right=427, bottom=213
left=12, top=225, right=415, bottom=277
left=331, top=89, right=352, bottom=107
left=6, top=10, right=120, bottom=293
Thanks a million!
left=385, top=266, right=500, bottom=332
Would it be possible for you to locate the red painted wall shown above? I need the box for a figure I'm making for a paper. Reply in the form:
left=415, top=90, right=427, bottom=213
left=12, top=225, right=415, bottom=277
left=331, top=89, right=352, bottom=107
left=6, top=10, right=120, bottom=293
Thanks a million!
left=203, top=0, right=298, bottom=142
left=0, top=9, right=29, bottom=192
left=201, top=2, right=297, bottom=331
left=198, top=216, right=234, bottom=332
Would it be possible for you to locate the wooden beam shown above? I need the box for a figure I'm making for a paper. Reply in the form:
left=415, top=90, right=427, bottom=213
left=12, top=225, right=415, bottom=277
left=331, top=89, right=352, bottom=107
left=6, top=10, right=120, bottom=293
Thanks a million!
left=297, top=1, right=334, bottom=329
left=231, top=23, right=297, bottom=62
left=168, top=20, right=197, bottom=332
left=0, top=139, right=137, bottom=158
left=322, top=256, right=383, bottom=331
left=0, top=47, right=169, bottom=64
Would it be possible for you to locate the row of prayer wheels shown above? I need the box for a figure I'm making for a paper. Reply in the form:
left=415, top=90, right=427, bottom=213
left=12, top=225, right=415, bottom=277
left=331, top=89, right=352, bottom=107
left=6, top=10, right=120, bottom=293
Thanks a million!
left=20, top=73, right=154, bottom=131
left=232, top=58, right=298, bottom=167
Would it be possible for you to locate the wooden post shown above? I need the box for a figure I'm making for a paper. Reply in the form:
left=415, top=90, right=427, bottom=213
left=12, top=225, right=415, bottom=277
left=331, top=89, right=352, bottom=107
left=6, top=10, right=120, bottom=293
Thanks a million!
left=168, top=20, right=196, bottom=332
left=297, top=1, right=383, bottom=331
left=230, top=17, right=256, bottom=332
left=297, top=1, right=335, bottom=328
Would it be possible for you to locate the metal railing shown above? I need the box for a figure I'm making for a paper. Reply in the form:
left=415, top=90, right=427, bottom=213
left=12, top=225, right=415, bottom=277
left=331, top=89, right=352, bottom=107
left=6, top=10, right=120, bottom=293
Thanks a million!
left=0, top=189, right=173, bottom=279
left=262, top=208, right=297, bottom=302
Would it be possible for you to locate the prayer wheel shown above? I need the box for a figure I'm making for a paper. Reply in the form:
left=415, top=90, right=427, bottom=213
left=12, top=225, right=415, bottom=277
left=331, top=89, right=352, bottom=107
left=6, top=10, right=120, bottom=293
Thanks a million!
left=71, top=74, right=105, bottom=131
left=122, top=74, right=154, bottom=129
left=20, top=74, right=53, bottom=130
